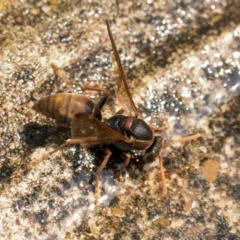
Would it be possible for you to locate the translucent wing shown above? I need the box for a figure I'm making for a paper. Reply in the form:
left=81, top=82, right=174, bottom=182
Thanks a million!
left=106, top=20, right=139, bottom=117
left=71, top=113, right=131, bottom=148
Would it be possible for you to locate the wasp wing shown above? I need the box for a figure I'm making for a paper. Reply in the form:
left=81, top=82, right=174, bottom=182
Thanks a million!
left=71, top=113, right=131, bottom=148
left=106, top=20, right=139, bottom=117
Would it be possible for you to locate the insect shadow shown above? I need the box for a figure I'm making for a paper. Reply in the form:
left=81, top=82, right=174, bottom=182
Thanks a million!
left=20, top=122, right=71, bottom=148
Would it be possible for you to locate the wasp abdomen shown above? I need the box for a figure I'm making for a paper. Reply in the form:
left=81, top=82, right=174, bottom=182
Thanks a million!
left=32, top=93, right=102, bottom=123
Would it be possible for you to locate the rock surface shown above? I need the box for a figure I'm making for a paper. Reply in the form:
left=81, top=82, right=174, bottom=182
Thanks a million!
left=0, top=0, right=240, bottom=239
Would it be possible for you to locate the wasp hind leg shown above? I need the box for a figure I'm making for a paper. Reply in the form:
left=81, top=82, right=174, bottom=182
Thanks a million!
left=51, top=63, right=109, bottom=110
left=28, top=138, right=83, bottom=170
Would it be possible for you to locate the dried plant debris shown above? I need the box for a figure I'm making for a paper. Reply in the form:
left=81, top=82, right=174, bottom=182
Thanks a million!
left=201, top=159, right=220, bottom=183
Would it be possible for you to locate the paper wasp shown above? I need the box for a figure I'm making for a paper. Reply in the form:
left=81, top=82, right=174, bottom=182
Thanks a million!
left=31, top=20, right=200, bottom=204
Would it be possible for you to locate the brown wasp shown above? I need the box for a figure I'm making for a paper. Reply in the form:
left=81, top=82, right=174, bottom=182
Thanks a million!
left=31, top=20, right=200, bottom=204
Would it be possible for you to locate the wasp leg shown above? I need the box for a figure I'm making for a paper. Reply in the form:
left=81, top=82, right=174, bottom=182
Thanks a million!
left=51, top=63, right=109, bottom=110
left=95, top=148, right=112, bottom=206
left=159, top=156, right=167, bottom=197
left=118, top=152, right=131, bottom=180
left=29, top=137, right=98, bottom=170
left=94, top=88, right=109, bottom=110
left=162, top=133, right=200, bottom=150
left=51, top=63, right=76, bottom=86
left=158, top=133, right=200, bottom=196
